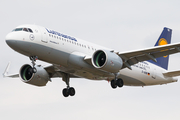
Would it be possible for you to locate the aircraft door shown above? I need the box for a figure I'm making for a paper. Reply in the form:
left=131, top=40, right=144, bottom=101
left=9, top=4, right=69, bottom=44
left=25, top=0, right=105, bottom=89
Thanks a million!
left=39, top=27, right=48, bottom=43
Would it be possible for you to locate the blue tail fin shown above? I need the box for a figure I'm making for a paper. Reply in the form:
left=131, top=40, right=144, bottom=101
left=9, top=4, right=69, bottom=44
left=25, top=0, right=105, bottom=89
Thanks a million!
left=148, top=27, right=172, bottom=70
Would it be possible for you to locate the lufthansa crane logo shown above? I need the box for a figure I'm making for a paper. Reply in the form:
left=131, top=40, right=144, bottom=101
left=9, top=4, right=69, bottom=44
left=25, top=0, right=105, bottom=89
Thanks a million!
left=29, top=34, right=35, bottom=40
left=158, top=38, right=168, bottom=58
left=158, top=38, right=168, bottom=46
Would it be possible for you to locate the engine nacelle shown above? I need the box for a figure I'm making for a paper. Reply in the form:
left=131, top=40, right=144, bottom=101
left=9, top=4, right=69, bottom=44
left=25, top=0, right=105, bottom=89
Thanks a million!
left=19, top=64, right=50, bottom=86
left=92, top=50, right=123, bottom=73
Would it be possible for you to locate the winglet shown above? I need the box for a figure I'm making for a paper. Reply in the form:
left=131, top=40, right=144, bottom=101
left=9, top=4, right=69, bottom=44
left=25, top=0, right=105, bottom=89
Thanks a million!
left=3, top=62, right=11, bottom=77
left=3, top=62, right=19, bottom=78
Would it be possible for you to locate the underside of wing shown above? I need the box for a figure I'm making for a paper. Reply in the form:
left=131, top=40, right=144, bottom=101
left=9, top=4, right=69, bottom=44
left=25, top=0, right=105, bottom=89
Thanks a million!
left=44, top=64, right=79, bottom=78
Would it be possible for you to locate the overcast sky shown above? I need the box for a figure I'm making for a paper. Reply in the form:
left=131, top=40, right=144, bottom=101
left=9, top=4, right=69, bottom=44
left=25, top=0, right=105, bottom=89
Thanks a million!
left=1, top=0, right=180, bottom=120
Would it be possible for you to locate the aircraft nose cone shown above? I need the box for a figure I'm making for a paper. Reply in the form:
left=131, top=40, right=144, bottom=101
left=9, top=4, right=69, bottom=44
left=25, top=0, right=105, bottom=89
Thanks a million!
left=6, top=33, right=12, bottom=44
left=6, top=39, right=15, bottom=48
left=5, top=32, right=13, bottom=41
left=5, top=33, right=18, bottom=50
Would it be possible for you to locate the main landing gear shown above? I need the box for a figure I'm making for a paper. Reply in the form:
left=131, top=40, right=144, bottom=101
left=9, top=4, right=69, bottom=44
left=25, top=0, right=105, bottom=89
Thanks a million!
left=62, top=73, right=75, bottom=97
left=110, top=74, right=124, bottom=89
left=29, top=56, right=38, bottom=73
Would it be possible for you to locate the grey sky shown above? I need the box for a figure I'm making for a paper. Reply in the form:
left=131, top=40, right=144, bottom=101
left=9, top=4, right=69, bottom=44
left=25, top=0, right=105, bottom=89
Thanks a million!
left=1, top=0, right=180, bottom=120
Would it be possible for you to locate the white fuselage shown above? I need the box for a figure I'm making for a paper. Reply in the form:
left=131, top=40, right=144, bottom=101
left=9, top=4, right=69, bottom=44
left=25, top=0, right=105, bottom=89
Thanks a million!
left=5, top=24, right=177, bottom=86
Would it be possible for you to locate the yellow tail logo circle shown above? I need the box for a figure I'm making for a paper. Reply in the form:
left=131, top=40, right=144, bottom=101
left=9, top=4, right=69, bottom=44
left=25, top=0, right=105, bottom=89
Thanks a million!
left=158, top=38, right=168, bottom=58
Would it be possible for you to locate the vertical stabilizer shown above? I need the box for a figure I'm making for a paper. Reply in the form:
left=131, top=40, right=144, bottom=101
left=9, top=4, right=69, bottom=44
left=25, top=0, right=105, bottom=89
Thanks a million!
left=148, top=27, right=172, bottom=70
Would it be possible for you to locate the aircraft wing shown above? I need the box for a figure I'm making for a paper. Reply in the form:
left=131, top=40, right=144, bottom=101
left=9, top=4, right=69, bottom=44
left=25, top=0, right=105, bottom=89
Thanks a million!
left=117, top=42, right=180, bottom=69
left=3, top=63, right=78, bottom=78
left=163, top=70, right=180, bottom=77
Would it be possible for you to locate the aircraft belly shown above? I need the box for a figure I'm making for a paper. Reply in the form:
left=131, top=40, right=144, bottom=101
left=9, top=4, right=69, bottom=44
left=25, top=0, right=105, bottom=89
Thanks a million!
left=65, top=69, right=113, bottom=80
left=9, top=40, right=69, bottom=66
left=119, top=74, right=146, bottom=86
left=9, top=40, right=115, bottom=80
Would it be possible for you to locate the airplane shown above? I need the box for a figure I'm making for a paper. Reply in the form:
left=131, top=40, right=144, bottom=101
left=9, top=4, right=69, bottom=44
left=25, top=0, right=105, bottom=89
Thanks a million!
left=4, top=24, right=180, bottom=97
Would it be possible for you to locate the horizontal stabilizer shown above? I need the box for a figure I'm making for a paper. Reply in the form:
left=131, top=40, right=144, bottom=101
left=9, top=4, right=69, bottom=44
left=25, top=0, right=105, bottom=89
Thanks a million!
left=163, top=70, right=180, bottom=77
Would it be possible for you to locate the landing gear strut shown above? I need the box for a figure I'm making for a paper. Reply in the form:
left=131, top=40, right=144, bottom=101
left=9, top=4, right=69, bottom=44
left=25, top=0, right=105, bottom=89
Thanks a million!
left=110, top=74, right=124, bottom=89
left=62, top=73, right=75, bottom=97
left=29, top=56, right=38, bottom=73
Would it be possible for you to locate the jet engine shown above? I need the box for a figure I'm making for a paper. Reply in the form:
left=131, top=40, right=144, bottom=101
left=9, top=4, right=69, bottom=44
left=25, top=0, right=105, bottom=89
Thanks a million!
left=19, top=64, right=50, bottom=86
left=92, top=50, right=123, bottom=73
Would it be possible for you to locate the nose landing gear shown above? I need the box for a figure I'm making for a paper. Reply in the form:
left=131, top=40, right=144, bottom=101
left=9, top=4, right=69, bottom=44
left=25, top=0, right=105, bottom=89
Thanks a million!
left=29, top=56, right=38, bottom=73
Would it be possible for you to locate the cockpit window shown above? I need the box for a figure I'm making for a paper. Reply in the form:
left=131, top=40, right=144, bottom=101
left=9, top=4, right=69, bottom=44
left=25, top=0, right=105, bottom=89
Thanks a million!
left=12, top=28, right=33, bottom=33
left=23, top=28, right=28, bottom=32
left=13, top=28, right=23, bottom=31
left=28, top=28, right=33, bottom=33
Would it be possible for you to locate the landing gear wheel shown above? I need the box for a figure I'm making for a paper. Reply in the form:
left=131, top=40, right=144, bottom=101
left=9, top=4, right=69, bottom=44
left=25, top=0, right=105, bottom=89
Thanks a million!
left=62, top=88, right=69, bottom=97
left=117, top=79, right=124, bottom=87
left=111, top=80, right=117, bottom=89
left=69, top=87, right=75, bottom=96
